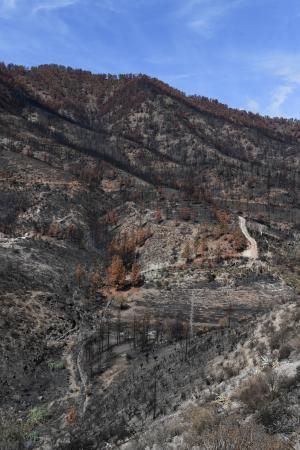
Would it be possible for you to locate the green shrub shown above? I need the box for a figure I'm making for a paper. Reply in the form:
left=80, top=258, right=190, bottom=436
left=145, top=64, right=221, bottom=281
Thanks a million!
left=47, top=359, right=65, bottom=370
left=26, top=405, right=49, bottom=428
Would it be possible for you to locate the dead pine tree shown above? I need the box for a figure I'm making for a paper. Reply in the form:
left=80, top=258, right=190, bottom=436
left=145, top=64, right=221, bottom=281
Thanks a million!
left=185, top=323, right=189, bottom=361
left=106, top=315, right=111, bottom=349
left=116, top=308, right=121, bottom=345
left=96, top=325, right=103, bottom=365
left=152, top=366, right=159, bottom=420
left=141, top=315, right=149, bottom=350
left=132, top=315, right=137, bottom=349
left=190, top=294, right=194, bottom=339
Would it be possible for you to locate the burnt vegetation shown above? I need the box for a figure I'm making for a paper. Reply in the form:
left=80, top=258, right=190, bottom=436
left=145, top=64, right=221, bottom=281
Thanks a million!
left=0, top=63, right=299, bottom=228
left=0, top=63, right=299, bottom=449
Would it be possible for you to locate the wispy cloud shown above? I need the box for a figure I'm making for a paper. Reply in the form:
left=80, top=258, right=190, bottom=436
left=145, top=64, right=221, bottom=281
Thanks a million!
left=0, top=0, right=16, bottom=16
left=100, top=0, right=124, bottom=14
left=267, top=85, right=294, bottom=116
left=33, top=0, right=79, bottom=13
left=252, top=52, right=300, bottom=116
left=0, top=0, right=79, bottom=16
left=144, top=55, right=176, bottom=65
left=260, top=52, right=300, bottom=85
left=3, top=0, right=15, bottom=7
left=176, top=0, right=243, bottom=37
left=246, top=99, right=260, bottom=113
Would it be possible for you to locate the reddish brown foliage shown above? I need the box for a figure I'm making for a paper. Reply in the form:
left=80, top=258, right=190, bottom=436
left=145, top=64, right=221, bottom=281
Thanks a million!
left=130, top=262, right=143, bottom=287
left=109, top=227, right=152, bottom=259
left=214, top=208, right=231, bottom=224
left=107, top=255, right=126, bottom=289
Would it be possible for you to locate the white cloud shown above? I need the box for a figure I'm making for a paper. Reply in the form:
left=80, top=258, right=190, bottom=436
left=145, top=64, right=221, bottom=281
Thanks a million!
left=144, top=55, right=175, bottom=65
left=176, top=0, right=243, bottom=37
left=5, top=0, right=15, bottom=7
left=96, top=0, right=146, bottom=15
left=0, top=0, right=16, bottom=16
left=251, top=52, right=300, bottom=116
left=260, top=52, right=300, bottom=85
left=176, top=0, right=214, bottom=17
left=267, top=85, right=294, bottom=116
left=246, top=99, right=260, bottom=113
left=0, top=0, right=79, bottom=16
left=33, top=0, right=79, bottom=13
left=100, top=0, right=123, bottom=13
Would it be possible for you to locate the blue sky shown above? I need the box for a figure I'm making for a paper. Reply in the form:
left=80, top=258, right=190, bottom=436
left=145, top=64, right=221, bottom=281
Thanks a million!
left=0, top=0, right=300, bottom=118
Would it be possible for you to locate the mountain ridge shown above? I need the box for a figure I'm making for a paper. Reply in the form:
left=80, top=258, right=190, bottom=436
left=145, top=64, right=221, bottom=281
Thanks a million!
left=1, top=63, right=299, bottom=229
left=1, top=63, right=300, bottom=135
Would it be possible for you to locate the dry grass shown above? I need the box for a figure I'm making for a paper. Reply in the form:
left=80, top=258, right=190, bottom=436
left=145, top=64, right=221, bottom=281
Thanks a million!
left=131, top=408, right=291, bottom=450
left=196, top=418, right=291, bottom=450
left=234, top=370, right=279, bottom=412
left=186, top=405, right=217, bottom=435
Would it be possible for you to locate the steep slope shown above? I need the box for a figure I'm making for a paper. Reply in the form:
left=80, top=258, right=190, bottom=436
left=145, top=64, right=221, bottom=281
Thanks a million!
left=1, top=64, right=299, bottom=229
left=0, top=64, right=299, bottom=449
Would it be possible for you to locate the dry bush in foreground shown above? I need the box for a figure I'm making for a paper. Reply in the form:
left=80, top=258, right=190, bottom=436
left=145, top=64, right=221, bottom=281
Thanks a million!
left=129, top=410, right=290, bottom=450
left=186, top=405, right=217, bottom=435
left=235, top=370, right=279, bottom=412
left=197, top=419, right=291, bottom=450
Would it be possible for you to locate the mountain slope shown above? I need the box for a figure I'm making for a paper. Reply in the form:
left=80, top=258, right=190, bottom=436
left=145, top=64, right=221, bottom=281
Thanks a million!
left=0, top=64, right=299, bottom=449
left=1, top=64, right=299, bottom=229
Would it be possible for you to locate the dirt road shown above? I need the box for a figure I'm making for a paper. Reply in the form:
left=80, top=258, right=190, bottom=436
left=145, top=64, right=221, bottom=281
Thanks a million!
left=239, top=216, right=258, bottom=259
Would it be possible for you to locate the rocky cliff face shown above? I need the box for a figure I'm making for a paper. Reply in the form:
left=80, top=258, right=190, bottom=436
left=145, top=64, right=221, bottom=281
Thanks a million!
left=0, top=64, right=299, bottom=449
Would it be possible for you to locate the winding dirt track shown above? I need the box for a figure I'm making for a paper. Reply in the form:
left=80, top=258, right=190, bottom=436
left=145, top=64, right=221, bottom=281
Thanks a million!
left=239, top=216, right=258, bottom=259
